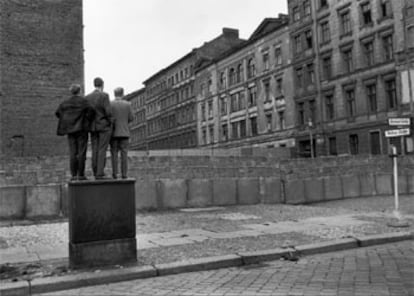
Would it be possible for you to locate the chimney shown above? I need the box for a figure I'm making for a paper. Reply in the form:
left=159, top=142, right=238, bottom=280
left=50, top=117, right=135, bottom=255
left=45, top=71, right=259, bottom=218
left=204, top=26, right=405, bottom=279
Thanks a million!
left=222, top=28, right=239, bottom=39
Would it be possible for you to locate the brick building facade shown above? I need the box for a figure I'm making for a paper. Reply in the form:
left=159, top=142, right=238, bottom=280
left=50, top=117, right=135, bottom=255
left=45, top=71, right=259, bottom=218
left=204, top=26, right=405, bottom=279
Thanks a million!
left=125, top=88, right=146, bottom=150
left=288, top=0, right=414, bottom=156
left=0, top=0, right=84, bottom=157
left=128, top=0, right=413, bottom=156
left=196, top=15, right=296, bottom=149
left=142, top=28, right=245, bottom=150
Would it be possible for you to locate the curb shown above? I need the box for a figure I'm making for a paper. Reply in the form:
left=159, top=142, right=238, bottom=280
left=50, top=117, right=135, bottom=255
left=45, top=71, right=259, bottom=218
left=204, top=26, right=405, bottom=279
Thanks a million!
left=1, top=232, right=412, bottom=296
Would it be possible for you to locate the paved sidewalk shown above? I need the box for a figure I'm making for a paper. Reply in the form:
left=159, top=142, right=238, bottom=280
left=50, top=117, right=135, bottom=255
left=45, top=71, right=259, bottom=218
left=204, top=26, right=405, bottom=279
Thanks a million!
left=0, top=195, right=413, bottom=293
left=37, top=241, right=414, bottom=296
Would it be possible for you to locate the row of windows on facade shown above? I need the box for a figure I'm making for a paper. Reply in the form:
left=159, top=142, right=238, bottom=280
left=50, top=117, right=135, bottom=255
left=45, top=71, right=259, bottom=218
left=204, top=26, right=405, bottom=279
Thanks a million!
left=325, top=130, right=406, bottom=157
left=146, top=83, right=195, bottom=115
left=147, top=104, right=195, bottom=134
left=148, top=131, right=196, bottom=149
left=318, top=3, right=393, bottom=46
left=294, top=33, right=393, bottom=88
left=130, top=95, right=145, bottom=110
left=211, top=47, right=284, bottom=92
left=291, top=0, right=392, bottom=26
left=201, top=111, right=286, bottom=145
left=146, top=64, right=195, bottom=97
left=298, top=75, right=397, bottom=126
left=130, top=127, right=146, bottom=143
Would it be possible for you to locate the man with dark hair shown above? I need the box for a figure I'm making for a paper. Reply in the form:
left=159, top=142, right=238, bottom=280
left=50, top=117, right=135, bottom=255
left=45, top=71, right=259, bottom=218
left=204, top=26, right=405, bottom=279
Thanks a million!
left=110, top=87, right=133, bottom=179
left=85, top=77, right=113, bottom=179
left=56, top=84, right=94, bottom=181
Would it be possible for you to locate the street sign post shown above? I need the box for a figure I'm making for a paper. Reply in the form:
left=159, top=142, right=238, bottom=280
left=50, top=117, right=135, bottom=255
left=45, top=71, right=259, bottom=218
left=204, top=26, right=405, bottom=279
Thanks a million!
left=384, top=128, right=410, bottom=138
left=388, top=118, right=411, bottom=126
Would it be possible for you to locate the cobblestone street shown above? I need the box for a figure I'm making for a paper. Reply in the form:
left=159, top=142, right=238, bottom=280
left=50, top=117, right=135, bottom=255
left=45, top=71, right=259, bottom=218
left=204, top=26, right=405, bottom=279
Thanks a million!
left=38, top=241, right=413, bottom=296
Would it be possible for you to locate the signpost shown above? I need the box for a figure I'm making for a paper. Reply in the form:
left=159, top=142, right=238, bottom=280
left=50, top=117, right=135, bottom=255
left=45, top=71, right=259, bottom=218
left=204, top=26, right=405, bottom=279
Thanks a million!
left=385, top=117, right=410, bottom=227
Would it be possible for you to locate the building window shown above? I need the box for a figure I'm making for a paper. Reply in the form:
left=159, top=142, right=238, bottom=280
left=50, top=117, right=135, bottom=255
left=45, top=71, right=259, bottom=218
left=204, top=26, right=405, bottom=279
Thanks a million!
left=298, top=102, right=305, bottom=125
left=293, top=6, right=300, bottom=21
left=294, top=35, right=302, bottom=54
left=382, top=34, right=394, bottom=61
left=349, top=134, right=359, bottom=155
left=250, top=117, right=258, bottom=136
left=240, top=120, right=246, bottom=138
left=305, top=30, right=313, bottom=49
left=408, top=27, right=414, bottom=48
left=307, top=63, right=315, bottom=85
left=274, top=47, right=282, bottom=65
left=231, top=122, right=239, bottom=139
left=322, top=55, right=332, bottom=80
left=320, top=0, right=328, bottom=9
left=278, top=111, right=285, bottom=130
left=263, top=80, right=271, bottom=103
left=296, top=67, right=304, bottom=88
left=220, top=72, right=226, bottom=89
left=380, top=0, right=392, bottom=18
left=247, top=58, right=256, bottom=78
left=320, top=21, right=331, bottom=43
left=304, top=0, right=311, bottom=16
left=325, top=94, right=334, bottom=120
left=342, top=48, right=353, bottom=73
left=366, top=83, right=377, bottom=112
left=239, top=91, right=246, bottom=110
left=309, top=100, right=316, bottom=124
left=262, top=51, right=270, bottom=71
left=276, top=78, right=283, bottom=95
left=201, top=103, right=206, bottom=121
left=363, top=41, right=375, bottom=67
left=221, top=124, right=228, bottom=141
left=208, top=100, right=213, bottom=119
left=237, top=64, right=244, bottom=83
left=385, top=78, right=397, bottom=110
left=340, top=11, right=352, bottom=36
left=202, top=128, right=207, bottom=145
left=208, top=125, right=214, bottom=143
left=361, top=2, right=373, bottom=26
left=370, top=131, right=381, bottom=154
left=329, top=137, right=337, bottom=155
left=248, top=86, right=257, bottom=107
left=229, top=68, right=236, bottom=85
left=220, top=97, right=227, bottom=115
left=345, top=89, right=356, bottom=117
left=266, top=113, right=272, bottom=132
left=230, top=93, right=238, bottom=112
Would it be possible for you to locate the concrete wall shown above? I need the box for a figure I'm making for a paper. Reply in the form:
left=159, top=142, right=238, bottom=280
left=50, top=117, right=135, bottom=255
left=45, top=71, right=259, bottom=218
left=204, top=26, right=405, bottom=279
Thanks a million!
left=0, top=154, right=413, bottom=219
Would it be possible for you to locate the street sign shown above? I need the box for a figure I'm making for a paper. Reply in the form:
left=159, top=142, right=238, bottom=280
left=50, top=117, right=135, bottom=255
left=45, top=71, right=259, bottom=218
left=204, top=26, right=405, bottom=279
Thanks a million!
left=388, top=118, right=411, bottom=126
left=385, top=128, right=411, bottom=138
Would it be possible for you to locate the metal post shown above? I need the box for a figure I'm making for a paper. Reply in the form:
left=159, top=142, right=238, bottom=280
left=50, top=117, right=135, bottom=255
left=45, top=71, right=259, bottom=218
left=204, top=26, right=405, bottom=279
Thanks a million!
left=392, top=146, right=399, bottom=217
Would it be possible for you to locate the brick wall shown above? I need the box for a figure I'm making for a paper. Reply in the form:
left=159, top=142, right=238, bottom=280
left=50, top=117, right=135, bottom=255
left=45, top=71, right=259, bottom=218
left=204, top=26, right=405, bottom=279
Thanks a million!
left=0, top=0, right=83, bottom=157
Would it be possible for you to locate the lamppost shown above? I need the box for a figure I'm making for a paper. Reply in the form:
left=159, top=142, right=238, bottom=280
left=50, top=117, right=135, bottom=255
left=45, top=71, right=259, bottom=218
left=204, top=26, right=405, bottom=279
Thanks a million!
left=308, top=118, right=314, bottom=158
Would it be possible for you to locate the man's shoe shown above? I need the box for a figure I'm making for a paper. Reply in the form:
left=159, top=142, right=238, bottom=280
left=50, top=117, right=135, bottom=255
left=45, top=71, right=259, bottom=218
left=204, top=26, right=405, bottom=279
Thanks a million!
left=95, top=175, right=110, bottom=180
left=112, top=175, right=118, bottom=179
left=121, top=175, right=128, bottom=179
left=70, top=176, right=78, bottom=181
left=78, top=176, right=88, bottom=181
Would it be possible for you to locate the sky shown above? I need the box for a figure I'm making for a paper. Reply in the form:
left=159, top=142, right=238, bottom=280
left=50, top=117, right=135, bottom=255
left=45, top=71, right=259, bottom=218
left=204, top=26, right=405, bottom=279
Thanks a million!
left=83, top=0, right=288, bottom=98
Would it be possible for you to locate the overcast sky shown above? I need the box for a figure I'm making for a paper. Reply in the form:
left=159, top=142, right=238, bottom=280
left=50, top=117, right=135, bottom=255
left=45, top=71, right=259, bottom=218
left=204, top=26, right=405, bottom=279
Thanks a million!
left=83, top=1, right=287, bottom=97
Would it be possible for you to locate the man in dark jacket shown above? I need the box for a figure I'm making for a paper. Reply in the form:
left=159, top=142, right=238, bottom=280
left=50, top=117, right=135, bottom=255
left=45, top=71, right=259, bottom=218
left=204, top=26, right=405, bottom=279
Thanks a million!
left=85, top=77, right=113, bottom=179
left=56, top=84, right=94, bottom=181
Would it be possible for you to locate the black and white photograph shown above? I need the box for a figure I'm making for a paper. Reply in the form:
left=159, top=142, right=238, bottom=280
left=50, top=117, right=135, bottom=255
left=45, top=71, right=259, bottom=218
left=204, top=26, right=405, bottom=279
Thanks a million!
left=0, top=0, right=413, bottom=295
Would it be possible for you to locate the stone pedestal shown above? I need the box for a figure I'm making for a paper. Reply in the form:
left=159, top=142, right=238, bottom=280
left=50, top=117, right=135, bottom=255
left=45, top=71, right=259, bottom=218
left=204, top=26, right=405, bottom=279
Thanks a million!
left=68, top=179, right=137, bottom=269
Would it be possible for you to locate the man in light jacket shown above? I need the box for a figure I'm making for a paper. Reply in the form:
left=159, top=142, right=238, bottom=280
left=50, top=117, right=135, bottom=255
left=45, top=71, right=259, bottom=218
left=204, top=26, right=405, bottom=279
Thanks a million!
left=110, top=87, right=133, bottom=179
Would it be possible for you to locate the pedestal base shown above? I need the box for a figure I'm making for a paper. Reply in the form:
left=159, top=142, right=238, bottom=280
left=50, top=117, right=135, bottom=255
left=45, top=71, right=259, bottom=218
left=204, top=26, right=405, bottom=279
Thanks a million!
left=69, top=237, right=137, bottom=268
left=68, top=179, right=137, bottom=269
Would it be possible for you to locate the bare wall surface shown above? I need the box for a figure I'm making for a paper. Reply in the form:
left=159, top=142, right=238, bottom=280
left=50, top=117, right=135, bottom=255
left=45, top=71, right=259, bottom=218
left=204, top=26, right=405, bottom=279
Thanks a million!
left=0, top=154, right=413, bottom=219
